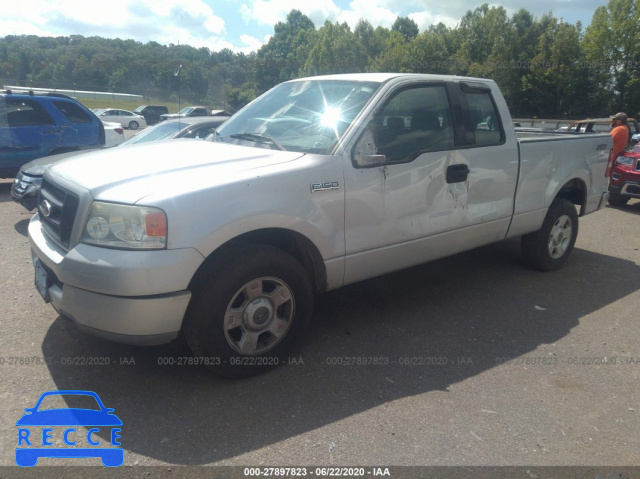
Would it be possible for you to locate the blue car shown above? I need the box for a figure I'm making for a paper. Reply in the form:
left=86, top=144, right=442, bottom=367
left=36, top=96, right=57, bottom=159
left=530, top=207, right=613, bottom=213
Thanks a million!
left=0, top=90, right=105, bottom=178
left=16, top=390, right=123, bottom=467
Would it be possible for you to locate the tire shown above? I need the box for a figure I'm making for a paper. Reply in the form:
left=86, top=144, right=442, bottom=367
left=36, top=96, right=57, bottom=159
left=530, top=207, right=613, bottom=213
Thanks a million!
left=183, top=244, right=313, bottom=378
left=521, top=198, right=578, bottom=271
left=128, top=121, right=139, bottom=130
left=608, top=192, right=628, bottom=207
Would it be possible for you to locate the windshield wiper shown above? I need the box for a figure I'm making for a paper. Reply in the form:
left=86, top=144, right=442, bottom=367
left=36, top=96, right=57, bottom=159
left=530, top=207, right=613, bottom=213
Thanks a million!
left=229, top=133, right=286, bottom=151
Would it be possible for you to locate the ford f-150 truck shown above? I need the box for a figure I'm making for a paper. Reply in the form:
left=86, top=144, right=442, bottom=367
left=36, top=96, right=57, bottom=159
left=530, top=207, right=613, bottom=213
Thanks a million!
left=28, top=73, right=612, bottom=377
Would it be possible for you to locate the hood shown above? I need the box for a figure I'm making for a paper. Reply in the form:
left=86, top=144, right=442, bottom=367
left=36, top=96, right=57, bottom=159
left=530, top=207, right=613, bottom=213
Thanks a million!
left=49, top=139, right=305, bottom=204
left=20, top=149, right=103, bottom=177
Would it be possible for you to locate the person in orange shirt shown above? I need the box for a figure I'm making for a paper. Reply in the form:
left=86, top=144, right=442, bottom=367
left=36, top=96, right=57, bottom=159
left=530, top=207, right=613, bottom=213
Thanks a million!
left=610, top=112, right=630, bottom=159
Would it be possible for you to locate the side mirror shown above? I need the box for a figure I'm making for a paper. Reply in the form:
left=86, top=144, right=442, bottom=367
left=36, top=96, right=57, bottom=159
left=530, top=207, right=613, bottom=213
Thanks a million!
left=357, top=155, right=386, bottom=167
left=353, top=128, right=386, bottom=168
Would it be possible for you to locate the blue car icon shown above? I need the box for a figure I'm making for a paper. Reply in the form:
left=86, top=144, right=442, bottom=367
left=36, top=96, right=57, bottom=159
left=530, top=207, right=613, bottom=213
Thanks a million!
left=16, top=390, right=123, bottom=467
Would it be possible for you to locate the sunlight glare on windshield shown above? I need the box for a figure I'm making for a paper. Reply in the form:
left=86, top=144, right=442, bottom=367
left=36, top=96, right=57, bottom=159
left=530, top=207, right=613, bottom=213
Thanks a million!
left=319, top=105, right=342, bottom=137
left=320, top=106, right=342, bottom=127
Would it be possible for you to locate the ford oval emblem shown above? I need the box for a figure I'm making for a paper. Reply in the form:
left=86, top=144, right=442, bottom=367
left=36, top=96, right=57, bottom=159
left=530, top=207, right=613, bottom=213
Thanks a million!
left=40, top=200, right=52, bottom=218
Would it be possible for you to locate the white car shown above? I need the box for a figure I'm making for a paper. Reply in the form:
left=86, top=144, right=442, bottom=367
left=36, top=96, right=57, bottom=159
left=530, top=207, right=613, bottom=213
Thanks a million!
left=96, top=108, right=146, bottom=130
left=102, top=121, right=126, bottom=147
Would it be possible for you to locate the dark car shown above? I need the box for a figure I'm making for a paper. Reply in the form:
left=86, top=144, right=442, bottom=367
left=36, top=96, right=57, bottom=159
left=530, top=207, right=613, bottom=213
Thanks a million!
left=0, top=90, right=105, bottom=178
left=11, top=116, right=229, bottom=210
left=159, top=106, right=213, bottom=121
left=133, top=105, right=168, bottom=125
left=11, top=150, right=88, bottom=210
left=608, top=145, right=640, bottom=206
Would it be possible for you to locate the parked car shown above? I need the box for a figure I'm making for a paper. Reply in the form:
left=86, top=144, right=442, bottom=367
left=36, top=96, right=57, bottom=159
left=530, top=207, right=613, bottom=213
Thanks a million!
left=95, top=108, right=146, bottom=130
left=11, top=117, right=226, bottom=211
left=28, top=73, right=611, bottom=378
left=0, top=90, right=105, bottom=178
left=121, top=116, right=229, bottom=146
left=133, top=105, right=168, bottom=125
left=159, top=106, right=211, bottom=121
left=608, top=145, right=640, bottom=206
left=102, top=121, right=126, bottom=147
left=12, top=121, right=123, bottom=211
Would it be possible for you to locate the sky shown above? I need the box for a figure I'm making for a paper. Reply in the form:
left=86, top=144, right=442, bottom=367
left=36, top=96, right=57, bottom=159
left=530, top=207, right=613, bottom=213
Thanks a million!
left=2, top=0, right=610, bottom=54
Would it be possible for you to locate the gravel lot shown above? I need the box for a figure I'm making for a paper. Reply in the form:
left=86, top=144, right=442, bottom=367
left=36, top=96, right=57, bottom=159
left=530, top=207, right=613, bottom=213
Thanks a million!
left=0, top=176, right=639, bottom=478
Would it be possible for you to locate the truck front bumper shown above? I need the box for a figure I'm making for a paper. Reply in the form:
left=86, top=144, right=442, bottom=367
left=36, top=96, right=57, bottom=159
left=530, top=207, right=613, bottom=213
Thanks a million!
left=29, top=215, right=203, bottom=346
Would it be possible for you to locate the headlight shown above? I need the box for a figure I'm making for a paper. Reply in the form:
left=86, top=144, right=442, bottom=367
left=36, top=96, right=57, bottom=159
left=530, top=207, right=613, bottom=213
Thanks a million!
left=616, top=156, right=635, bottom=166
left=82, top=202, right=167, bottom=249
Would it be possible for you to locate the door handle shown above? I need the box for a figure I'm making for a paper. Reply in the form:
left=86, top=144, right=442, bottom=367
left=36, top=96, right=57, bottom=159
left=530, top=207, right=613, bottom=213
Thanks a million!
left=446, top=164, right=470, bottom=184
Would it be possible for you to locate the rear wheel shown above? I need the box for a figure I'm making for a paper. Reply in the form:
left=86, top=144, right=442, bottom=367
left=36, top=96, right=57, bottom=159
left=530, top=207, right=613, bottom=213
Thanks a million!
left=128, top=120, right=139, bottom=130
left=183, top=244, right=313, bottom=378
left=522, top=198, right=578, bottom=271
left=608, top=192, right=628, bottom=206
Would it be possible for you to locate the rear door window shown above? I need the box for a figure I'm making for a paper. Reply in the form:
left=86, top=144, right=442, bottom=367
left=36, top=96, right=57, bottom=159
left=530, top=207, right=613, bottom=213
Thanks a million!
left=53, top=101, right=93, bottom=124
left=464, top=90, right=504, bottom=146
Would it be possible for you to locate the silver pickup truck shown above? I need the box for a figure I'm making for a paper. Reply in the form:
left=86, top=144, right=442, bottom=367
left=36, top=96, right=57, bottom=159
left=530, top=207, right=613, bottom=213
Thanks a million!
left=28, top=73, right=612, bottom=377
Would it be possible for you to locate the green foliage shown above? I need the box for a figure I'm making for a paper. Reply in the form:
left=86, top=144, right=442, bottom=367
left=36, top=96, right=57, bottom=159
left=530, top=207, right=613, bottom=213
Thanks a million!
left=302, top=21, right=367, bottom=76
left=1, top=3, right=637, bottom=118
left=583, top=0, right=640, bottom=116
left=392, top=17, right=420, bottom=42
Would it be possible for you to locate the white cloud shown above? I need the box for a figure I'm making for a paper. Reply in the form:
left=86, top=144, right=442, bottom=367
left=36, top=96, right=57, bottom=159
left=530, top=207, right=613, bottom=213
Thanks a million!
left=0, top=19, right=52, bottom=37
left=241, top=0, right=341, bottom=27
left=237, top=34, right=266, bottom=54
left=337, top=0, right=399, bottom=29
left=409, top=11, right=459, bottom=30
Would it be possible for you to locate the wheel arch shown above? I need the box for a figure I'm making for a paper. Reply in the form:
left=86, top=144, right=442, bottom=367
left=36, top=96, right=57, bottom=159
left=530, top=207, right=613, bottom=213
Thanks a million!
left=554, top=177, right=588, bottom=215
left=189, top=228, right=328, bottom=295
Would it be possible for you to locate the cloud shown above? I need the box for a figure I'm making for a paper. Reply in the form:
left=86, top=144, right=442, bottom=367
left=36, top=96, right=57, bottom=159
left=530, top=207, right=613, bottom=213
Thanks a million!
left=235, top=34, right=268, bottom=54
left=239, top=0, right=456, bottom=34
left=241, top=0, right=341, bottom=27
left=2, top=0, right=229, bottom=50
left=409, top=11, right=459, bottom=30
left=337, top=0, right=400, bottom=29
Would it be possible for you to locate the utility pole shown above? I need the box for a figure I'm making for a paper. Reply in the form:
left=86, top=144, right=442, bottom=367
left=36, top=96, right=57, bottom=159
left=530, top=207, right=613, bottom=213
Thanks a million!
left=174, top=65, right=182, bottom=115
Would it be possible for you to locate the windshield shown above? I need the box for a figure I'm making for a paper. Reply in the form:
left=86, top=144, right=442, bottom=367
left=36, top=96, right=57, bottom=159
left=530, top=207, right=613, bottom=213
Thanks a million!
left=119, top=121, right=184, bottom=145
left=178, top=107, right=195, bottom=115
left=214, top=79, right=379, bottom=154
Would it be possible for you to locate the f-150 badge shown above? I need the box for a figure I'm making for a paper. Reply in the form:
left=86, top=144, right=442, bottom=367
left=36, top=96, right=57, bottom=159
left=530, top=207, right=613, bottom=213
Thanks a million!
left=311, top=181, right=339, bottom=193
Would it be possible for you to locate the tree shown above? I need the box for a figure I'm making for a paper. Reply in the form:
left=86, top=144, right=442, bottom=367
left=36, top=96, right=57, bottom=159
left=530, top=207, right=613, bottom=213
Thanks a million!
left=523, top=20, right=590, bottom=117
left=302, top=22, right=366, bottom=75
left=583, top=0, right=640, bottom=115
left=255, top=10, right=317, bottom=91
left=392, top=17, right=419, bottom=42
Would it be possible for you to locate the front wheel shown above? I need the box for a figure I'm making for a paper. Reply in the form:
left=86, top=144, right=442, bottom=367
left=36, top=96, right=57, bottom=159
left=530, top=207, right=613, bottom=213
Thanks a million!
left=608, top=192, right=628, bottom=207
left=521, top=198, right=578, bottom=271
left=128, top=120, right=139, bottom=130
left=183, top=244, right=313, bottom=378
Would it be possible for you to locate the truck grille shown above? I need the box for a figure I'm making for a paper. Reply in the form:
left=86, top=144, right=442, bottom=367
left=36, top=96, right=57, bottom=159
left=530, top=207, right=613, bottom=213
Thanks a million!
left=38, top=178, right=79, bottom=249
